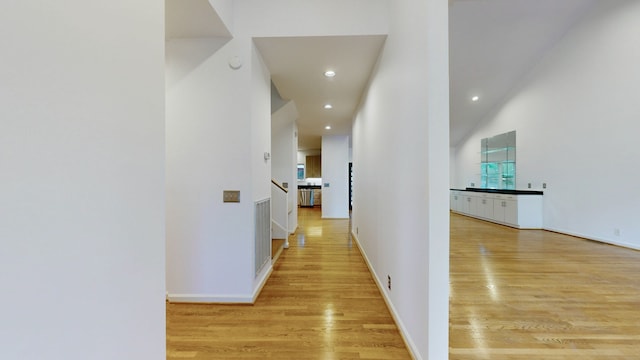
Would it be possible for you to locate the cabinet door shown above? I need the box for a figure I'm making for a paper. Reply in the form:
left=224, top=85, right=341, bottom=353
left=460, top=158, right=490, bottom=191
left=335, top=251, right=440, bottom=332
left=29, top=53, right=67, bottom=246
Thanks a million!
left=451, top=191, right=462, bottom=212
left=478, top=196, right=493, bottom=219
left=492, top=195, right=506, bottom=222
left=306, top=155, right=321, bottom=178
left=465, top=195, right=478, bottom=216
left=313, top=189, right=322, bottom=206
left=492, top=195, right=517, bottom=225
left=450, top=192, right=457, bottom=211
left=503, top=198, right=518, bottom=225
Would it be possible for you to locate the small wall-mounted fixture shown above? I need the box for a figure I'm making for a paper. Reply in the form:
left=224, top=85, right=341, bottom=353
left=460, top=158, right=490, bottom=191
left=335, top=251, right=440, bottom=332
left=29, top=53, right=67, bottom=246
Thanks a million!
left=263, top=152, right=271, bottom=161
left=223, top=190, right=240, bottom=203
left=228, top=56, right=243, bottom=70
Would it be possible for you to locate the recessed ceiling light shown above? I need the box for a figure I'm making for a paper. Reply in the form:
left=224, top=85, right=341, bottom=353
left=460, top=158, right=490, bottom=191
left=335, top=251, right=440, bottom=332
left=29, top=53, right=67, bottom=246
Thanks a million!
left=324, top=104, right=333, bottom=109
left=325, top=125, right=332, bottom=130
left=324, top=70, right=336, bottom=77
left=471, top=96, right=480, bottom=102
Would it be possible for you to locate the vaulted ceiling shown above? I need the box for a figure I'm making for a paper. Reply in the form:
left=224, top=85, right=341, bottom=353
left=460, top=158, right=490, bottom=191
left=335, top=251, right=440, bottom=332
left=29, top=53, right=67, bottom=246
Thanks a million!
left=448, top=0, right=597, bottom=145
left=167, top=0, right=599, bottom=149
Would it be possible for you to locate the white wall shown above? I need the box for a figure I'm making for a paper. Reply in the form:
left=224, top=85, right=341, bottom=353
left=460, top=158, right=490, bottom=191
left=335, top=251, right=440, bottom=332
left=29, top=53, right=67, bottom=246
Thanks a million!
left=166, top=0, right=388, bottom=303
left=0, top=1, right=165, bottom=359
left=209, top=0, right=235, bottom=31
left=166, top=34, right=272, bottom=302
left=321, top=135, right=350, bottom=219
left=351, top=0, right=450, bottom=359
left=234, top=0, right=388, bottom=37
left=272, top=101, right=299, bottom=232
left=453, top=0, right=640, bottom=249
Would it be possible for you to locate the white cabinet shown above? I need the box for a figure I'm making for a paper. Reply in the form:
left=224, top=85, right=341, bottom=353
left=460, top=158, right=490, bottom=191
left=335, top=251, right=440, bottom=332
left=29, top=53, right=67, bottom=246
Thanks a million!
left=450, top=191, right=460, bottom=212
left=492, top=194, right=517, bottom=225
left=462, top=193, right=478, bottom=215
left=477, top=194, right=494, bottom=220
left=450, top=190, right=542, bottom=229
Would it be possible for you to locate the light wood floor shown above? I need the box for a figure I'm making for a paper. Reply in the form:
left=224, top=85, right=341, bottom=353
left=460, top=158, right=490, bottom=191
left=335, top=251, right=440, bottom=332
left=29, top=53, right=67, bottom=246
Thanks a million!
left=450, top=213, right=640, bottom=359
left=167, top=209, right=640, bottom=359
left=166, top=207, right=411, bottom=359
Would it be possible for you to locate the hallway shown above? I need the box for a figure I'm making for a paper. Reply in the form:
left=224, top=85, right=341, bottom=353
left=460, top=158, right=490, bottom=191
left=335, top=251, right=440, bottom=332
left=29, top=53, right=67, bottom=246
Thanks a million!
left=166, top=207, right=411, bottom=359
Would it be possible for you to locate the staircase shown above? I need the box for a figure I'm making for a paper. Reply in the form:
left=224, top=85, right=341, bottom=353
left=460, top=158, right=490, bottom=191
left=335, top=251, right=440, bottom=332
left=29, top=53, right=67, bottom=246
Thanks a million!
left=271, top=179, right=290, bottom=261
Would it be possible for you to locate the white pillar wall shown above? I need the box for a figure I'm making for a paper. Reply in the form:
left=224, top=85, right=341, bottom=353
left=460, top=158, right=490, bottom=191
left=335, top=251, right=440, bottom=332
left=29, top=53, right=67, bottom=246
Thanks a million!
left=0, top=1, right=166, bottom=359
left=271, top=101, right=299, bottom=233
left=321, top=135, right=351, bottom=219
left=351, top=0, right=449, bottom=358
left=166, top=35, right=272, bottom=303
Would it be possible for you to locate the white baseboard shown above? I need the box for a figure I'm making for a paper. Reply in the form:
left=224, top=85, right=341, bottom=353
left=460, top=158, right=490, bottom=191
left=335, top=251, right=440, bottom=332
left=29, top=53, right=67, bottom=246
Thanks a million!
left=544, top=227, right=640, bottom=251
left=351, top=231, right=422, bottom=360
left=167, top=293, right=254, bottom=303
left=168, top=264, right=273, bottom=304
left=252, top=263, right=273, bottom=302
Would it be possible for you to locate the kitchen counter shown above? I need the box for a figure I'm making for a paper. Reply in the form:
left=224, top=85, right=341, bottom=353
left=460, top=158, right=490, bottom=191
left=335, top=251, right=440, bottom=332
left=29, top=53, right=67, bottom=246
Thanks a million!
left=298, top=186, right=322, bottom=207
left=298, top=185, right=321, bottom=189
left=451, top=187, right=543, bottom=195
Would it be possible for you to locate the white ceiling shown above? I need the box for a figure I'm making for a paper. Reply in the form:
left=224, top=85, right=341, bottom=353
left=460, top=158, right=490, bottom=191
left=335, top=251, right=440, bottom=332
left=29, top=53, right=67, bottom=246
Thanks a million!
left=167, top=0, right=598, bottom=149
left=255, top=36, right=387, bottom=150
left=448, top=0, right=597, bottom=145
left=165, top=0, right=230, bottom=39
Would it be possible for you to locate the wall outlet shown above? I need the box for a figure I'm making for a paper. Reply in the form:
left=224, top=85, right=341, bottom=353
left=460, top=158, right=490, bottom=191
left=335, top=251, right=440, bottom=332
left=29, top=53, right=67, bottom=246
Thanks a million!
left=543, top=183, right=547, bottom=189
left=387, top=275, right=391, bottom=290
left=470, top=182, right=475, bottom=187
left=528, top=183, right=531, bottom=188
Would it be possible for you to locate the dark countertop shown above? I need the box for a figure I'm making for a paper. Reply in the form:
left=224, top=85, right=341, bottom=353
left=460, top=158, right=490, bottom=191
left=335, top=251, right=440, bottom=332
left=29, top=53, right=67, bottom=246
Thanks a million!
left=451, top=187, right=543, bottom=195
left=298, top=185, right=321, bottom=189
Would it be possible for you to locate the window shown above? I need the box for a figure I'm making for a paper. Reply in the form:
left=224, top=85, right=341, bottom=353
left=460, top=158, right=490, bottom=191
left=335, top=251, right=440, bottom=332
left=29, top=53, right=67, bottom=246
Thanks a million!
left=480, top=131, right=516, bottom=189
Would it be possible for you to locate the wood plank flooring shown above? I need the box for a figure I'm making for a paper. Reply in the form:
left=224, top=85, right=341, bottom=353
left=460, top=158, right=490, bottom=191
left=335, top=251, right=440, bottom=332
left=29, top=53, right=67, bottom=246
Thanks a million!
left=450, top=213, right=640, bottom=360
left=166, top=207, right=411, bottom=359
left=167, top=209, right=640, bottom=359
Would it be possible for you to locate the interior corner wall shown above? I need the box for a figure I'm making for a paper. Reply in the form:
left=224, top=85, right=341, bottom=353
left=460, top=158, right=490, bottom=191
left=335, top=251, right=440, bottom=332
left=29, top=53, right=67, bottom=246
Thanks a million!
left=209, top=0, right=235, bottom=31
left=452, top=0, right=640, bottom=249
left=166, top=37, right=257, bottom=302
left=250, top=40, right=274, bottom=291
left=351, top=0, right=449, bottom=359
left=251, top=41, right=272, bottom=204
left=0, top=1, right=165, bottom=359
left=321, top=135, right=350, bottom=219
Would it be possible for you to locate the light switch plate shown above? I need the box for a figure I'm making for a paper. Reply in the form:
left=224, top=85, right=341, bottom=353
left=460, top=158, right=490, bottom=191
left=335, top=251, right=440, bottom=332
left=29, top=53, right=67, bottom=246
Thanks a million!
left=223, top=190, right=240, bottom=203
left=324, top=183, right=330, bottom=188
